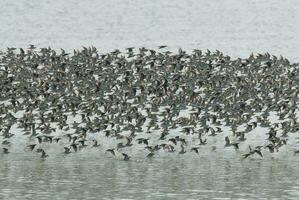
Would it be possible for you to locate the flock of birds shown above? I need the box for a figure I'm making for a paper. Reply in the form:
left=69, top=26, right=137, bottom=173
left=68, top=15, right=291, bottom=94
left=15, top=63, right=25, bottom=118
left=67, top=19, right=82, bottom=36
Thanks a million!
left=1, top=45, right=299, bottom=161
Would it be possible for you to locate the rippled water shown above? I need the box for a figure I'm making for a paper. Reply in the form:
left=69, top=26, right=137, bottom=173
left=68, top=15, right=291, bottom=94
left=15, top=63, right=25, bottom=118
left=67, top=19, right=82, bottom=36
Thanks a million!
left=1, top=153, right=299, bottom=200
left=1, top=0, right=299, bottom=199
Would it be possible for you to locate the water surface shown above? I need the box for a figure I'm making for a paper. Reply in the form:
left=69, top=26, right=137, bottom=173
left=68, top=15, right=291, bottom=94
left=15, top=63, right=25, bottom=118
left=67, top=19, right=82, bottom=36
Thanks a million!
left=1, top=153, right=299, bottom=200
left=0, top=0, right=299, bottom=60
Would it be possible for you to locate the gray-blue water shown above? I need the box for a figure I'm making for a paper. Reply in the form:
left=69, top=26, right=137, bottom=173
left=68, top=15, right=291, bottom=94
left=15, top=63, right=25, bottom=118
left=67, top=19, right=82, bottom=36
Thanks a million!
left=1, top=0, right=299, bottom=199
left=1, top=0, right=299, bottom=61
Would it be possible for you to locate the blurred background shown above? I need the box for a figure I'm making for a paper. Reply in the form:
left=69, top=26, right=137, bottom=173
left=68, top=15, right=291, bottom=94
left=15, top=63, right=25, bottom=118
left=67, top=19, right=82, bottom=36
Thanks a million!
left=1, top=0, right=299, bottom=60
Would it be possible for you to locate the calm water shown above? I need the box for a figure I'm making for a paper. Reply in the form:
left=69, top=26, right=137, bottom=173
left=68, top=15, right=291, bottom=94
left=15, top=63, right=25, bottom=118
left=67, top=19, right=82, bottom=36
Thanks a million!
left=1, top=0, right=299, bottom=199
left=1, top=0, right=299, bottom=61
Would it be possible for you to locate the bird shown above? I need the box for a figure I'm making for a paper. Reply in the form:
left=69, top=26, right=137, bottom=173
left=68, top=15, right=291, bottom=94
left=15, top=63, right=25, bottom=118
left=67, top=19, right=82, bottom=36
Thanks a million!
left=2, top=140, right=10, bottom=145
left=238, top=133, right=246, bottom=141
left=106, top=149, right=115, bottom=156
left=53, top=138, right=61, bottom=143
left=199, top=138, right=207, bottom=145
left=0, top=46, right=297, bottom=161
left=158, top=45, right=167, bottom=49
left=122, top=153, right=130, bottom=161
left=169, top=138, right=177, bottom=145
left=294, top=150, right=299, bottom=155
left=243, top=146, right=263, bottom=159
left=3, top=148, right=9, bottom=154
left=64, top=147, right=71, bottom=154
left=191, top=147, right=199, bottom=155
left=36, top=136, right=43, bottom=144
left=224, top=136, right=239, bottom=150
left=38, top=149, right=48, bottom=158
left=92, top=139, right=100, bottom=147
left=70, top=143, right=78, bottom=152
left=179, top=144, right=186, bottom=154
left=27, top=144, right=37, bottom=151
left=146, top=152, right=155, bottom=158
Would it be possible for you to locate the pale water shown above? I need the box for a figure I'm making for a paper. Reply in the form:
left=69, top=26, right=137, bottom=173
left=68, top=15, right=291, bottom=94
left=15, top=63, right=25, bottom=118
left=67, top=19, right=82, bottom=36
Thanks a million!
left=1, top=153, right=299, bottom=200
left=1, top=0, right=299, bottom=199
left=1, top=0, right=299, bottom=61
